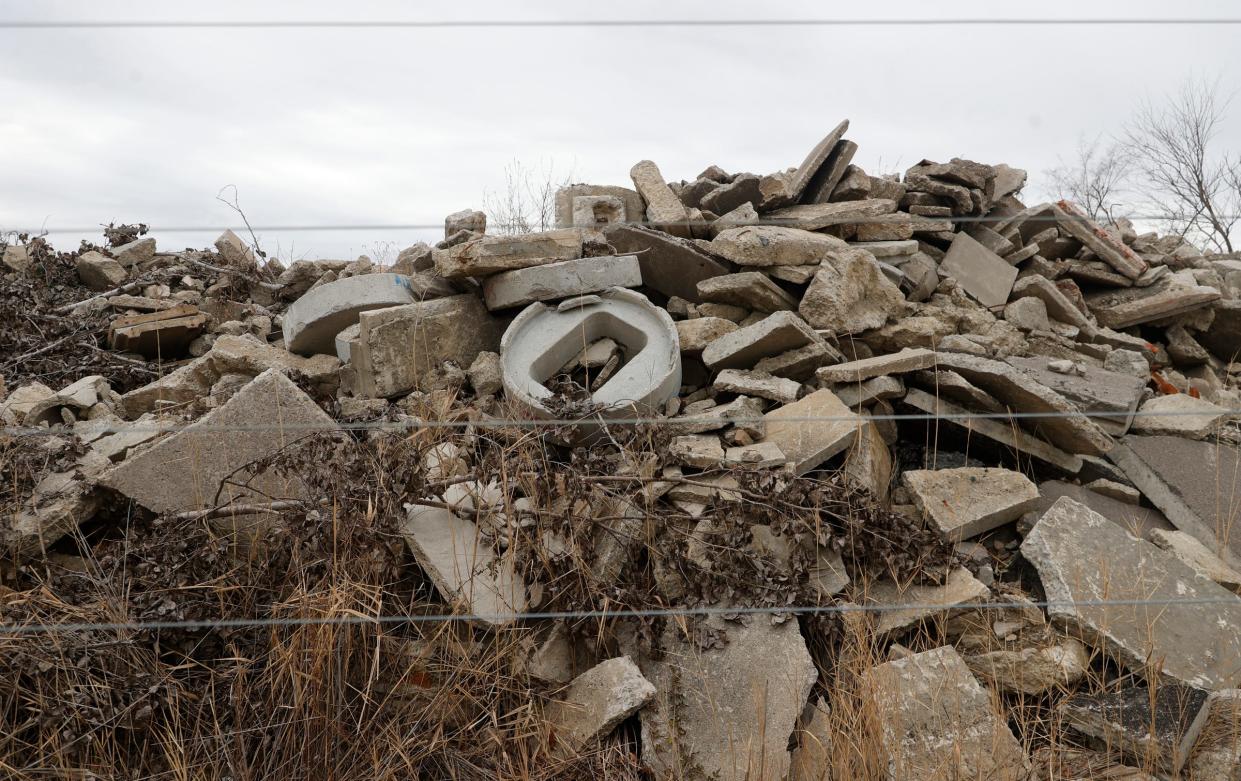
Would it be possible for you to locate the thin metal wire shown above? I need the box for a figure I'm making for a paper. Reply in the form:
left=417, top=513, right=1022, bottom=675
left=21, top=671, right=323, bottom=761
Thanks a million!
left=1, top=18, right=1239, bottom=30
left=6, top=407, right=1240, bottom=437
left=4, top=596, right=1238, bottom=636
left=14, top=214, right=1241, bottom=235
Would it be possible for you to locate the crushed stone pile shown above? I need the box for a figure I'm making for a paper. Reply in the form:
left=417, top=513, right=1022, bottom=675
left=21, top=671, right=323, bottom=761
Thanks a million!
left=4, top=119, right=1241, bottom=778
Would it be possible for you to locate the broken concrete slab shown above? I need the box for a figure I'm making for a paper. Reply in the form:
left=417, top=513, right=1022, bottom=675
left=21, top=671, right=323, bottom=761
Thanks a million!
left=701, top=310, right=822, bottom=371
left=1150, top=529, right=1241, bottom=593
left=1086, top=280, right=1222, bottom=330
left=712, top=368, right=800, bottom=404
left=761, top=389, right=863, bottom=475
left=910, top=369, right=1004, bottom=413
left=701, top=226, right=846, bottom=267
left=108, top=305, right=208, bottom=359
left=602, top=223, right=729, bottom=303
left=1108, top=435, right=1241, bottom=570
left=867, top=567, right=992, bottom=635
left=903, top=467, right=1039, bottom=542
left=669, top=434, right=725, bottom=468
left=353, top=294, right=505, bottom=398
left=779, top=119, right=850, bottom=206
left=803, top=139, right=858, bottom=204
left=9, top=467, right=101, bottom=557
left=764, top=199, right=897, bottom=231
left=831, top=374, right=904, bottom=409
left=697, top=272, right=799, bottom=313
left=640, top=615, right=816, bottom=781
left=1055, top=201, right=1148, bottom=280
left=939, top=232, right=1019, bottom=308
left=543, top=656, right=655, bottom=753
left=843, top=420, right=893, bottom=499
left=630, top=160, right=690, bottom=237
left=1185, top=688, right=1241, bottom=779
left=284, top=273, right=451, bottom=355
left=1032, top=480, right=1173, bottom=540
left=1130, top=393, right=1230, bottom=440
left=1005, top=355, right=1147, bottom=435
left=433, top=229, right=585, bottom=279
left=401, top=504, right=527, bottom=627
left=863, top=646, right=1031, bottom=780
left=76, top=251, right=127, bottom=291
left=1058, top=683, right=1210, bottom=775
left=676, top=316, right=739, bottom=353
left=101, top=370, right=336, bottom=514
left=966, top=639, right=1090, bottom=696
left=798, top=248, right=906, bottom=334
left=481, top=254, right=642, bottom=310
left=1022, top=496, right=1241, bottom=689
left=815, top=348, right=936, bottom=384
left=555, top=184, right=644, bottom=229
left=902, top=388, right=1084, bottom=473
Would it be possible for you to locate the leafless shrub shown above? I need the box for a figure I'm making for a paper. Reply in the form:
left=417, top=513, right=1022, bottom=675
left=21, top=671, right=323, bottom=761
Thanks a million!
left=483, top=159, right=574, bottom=235
left=1046, top=135, right=1132, bottom=220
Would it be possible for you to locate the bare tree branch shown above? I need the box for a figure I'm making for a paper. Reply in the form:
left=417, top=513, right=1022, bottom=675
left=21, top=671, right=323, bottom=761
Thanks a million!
left=482, top=159, right=574, bottom=235
left=1046, top=135, right=1131, bottom=220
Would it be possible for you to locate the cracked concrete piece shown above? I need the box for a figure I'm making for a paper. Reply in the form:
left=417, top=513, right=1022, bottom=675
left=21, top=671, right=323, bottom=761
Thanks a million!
left=1058, top=683, right=1210, bottom=775
left=697, top=272, right=799, bottom=313
left=765, top=199, right=897, bottom=231
left=779, top=119, right=850, bottom=206
left=803, top=139, right=859, bottom=204
left=1010, top=275, right=1096, bottom=334
left=701, top=226, right=846, bottom=267
left=712, top=368, right=800, bottom=404
left=939, top=232, right=1019, bottom=308
left=1006, top=355, right=1147, bottom=435
left=284, top=273, right=452, bottom=356
left=1022, top=496, right=1241, bottom=689
left=798, top=248, right=906, bottom=334
left=1086, top=280, right=1222, bottom=330
left=354, top=294, right=505, bottom=398
left=934, top=351, right=1114, bottom=457
left=481, top=254, right=642, bottom=310
left=433, top=229, right=585, bottom=278
left=555, top=184, right=644, bottom=229
left=543, top=656, right=655, bottom=753
left=903, top=467, right=1039, bottom=542
left=903, top=388, right=1083, bottom=473
left=1150, top=529, right=1241, bottom=592
left=76, top=251, right=127, bottom=291
left=863, top=646, right=1031, bottom=780
left=603, top=223, right=730, bottom=303
left=1108, top=435, right=1241, bottom=571
left=670, top=434, right=725, bottom=468
left=676, top=317, right=739, bottom=353
left=815, top=348, right=936, bottom=384
left=761, top=389, right=863, bottom=475
left=101, top=370, right=335, bottom=514
left=1185, top=688, right=1241, bottom=779
left=640, top=615, right=816, bottom=781
left=966, top=640, right=1090, bottom=696
left=501, top=288, right=680, bottom=421
left=1054, top=201, right=1148, bottom=279
left=701, top=310, right=821, bottom=371
left=630, top=160, right=690, bottom=237
left=401, top=504, right=527, bottom=627
left=1130, top=393, right=1230, bottom=440
left=867, top=567, right=991, bottom=635
left=831, top=374, right=904, bottom=409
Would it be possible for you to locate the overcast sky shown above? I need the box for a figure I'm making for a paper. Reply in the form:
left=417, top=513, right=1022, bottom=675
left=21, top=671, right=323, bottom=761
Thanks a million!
left=1, top=0, right=1238, bottom=262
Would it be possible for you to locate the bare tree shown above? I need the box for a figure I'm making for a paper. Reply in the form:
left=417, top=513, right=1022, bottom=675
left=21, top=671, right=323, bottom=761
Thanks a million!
left=1123, top=76, right=1241, bottom=253
left=1046, top=135, right=1131, bottom=220
left=482, top=159, right=573, bottom=235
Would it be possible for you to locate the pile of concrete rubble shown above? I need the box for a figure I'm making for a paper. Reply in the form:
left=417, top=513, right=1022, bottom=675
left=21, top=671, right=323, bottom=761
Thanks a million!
left=6, top=117, right=1241, bottom=779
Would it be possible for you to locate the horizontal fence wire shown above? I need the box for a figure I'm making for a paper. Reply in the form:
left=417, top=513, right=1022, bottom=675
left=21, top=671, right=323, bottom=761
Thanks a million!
left=3, top=597, right=1239, bottom=636
left=1, top=18, right=1239, bottom=30
left=5, top=407, right=1241, bottom=437
left=11, top=214, right=1241, bottom=235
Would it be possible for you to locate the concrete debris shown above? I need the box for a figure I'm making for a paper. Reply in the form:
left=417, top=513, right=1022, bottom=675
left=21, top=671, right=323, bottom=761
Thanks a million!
left=814, top=347, right=935, bottom=384
left=712, top=368, right=800, bottom=404
left=1057, top=683, right=1210, bottom=775
left=863, top=646, right=1031, bottom=780
left=762, top=389, right=863, bottom=475
left=866, top=567, right=991, bottom=635
left=798, top=248, right=906, bottom=333
left=902, top=467, right=1039, bottom=542
left=701, top=310, right=823, bottom=371
left=1130, top=393, right=1230, bottom=439
left=401, top=504, right=528, bottom=627
left=1185, top=689, right=1241, bottom=779
left=543, top=656, right=655, bottom=753
left=1149, top=529, right=1241, bottom=593
left=284, top=272, right=451, bottom=355
left=1022, top=496, right=1241, bottom=689
left=940, top=232, right=1019, bottom=308
left=701, top=226, right=846, bottom=266
left=433, top=228, right=587, bottom=279
left=697, top=271, right=799, bottom=312
left=108, top=305, right=208, bottom=358
left=481, top=253, right=642, bottom=310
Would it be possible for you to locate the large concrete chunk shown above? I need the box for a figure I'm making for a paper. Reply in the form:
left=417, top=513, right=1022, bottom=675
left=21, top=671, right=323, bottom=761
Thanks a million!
left=1022, top=496, right=1241, bottom=689
left=1058, top=684, right=1210, bottom=775
left=555, top=184, right=644, bottom=229
left=1011, top=274, right=1096, bottom=334
left=939, top=232, right=1019, bottom=308
left=401, top=504, right=527, bottom=627
left=432, top=229, right=584, bottom=278
left=629, top=160, right=690, bottom=237
left=798, top=248, right=906, bottom=334
left=1086, top=279, right=1222, bottom=329
left=603, top=223, right=728, bottom=302
left=1006, top=356, right=1147, bottom=435
left=641, top=615, right=816, bottom=781
left=934, top=352, right=1114, bottom=457
left=903, top=467, right=1038, bottom=542
left=902, top=388, right=1084, bottom=473
left=1055, top=201, right=1148, bottom=279
left=765, top=199, right=897, bottom=231
left=481, top=254, right=641, bottom=310
left=1108, top=435, right=1241, bottom=570
left=1130, top=393, right=1230, bottom=440
left=867, top=567, right=991, bottom=635
left=697, top=272, right=799, bottom=312
left=761, top=389, right=863, bottom=475
left=101, top=370, right=336, bottom=514
left=284, top=273, right=452, bottom=356
left=543, top=656, right=655, bottom=753
left=701, top=310, right=821, bottom=371
left=815, top=348, right=936, bottom=384
left=701, top=226, right=845, bottom=267
left=863, top=646, right=1031, bottom=780
left=780, top=119, right=850, bottom=206
left=501, top=288, right=680, bottom=421
left=353, top=294, right=505, bottom=398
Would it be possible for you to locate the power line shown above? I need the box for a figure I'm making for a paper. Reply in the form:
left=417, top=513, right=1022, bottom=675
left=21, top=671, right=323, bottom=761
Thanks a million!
left=3, top=596, right=1237, bottom=636
left=1, top=18, right=1239, bottom=31
left=5, top=407, right=1241, bottom=437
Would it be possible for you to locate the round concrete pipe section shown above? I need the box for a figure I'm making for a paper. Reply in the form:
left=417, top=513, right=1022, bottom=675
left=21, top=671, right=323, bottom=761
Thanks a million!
left=283, top=273, right=420, bottom=356
left=501, top=288, right=681, bottom=422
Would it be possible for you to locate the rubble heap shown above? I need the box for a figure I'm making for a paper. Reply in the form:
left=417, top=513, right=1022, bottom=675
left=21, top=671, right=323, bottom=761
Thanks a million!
left=5, top=119, right=1241, bottom=779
